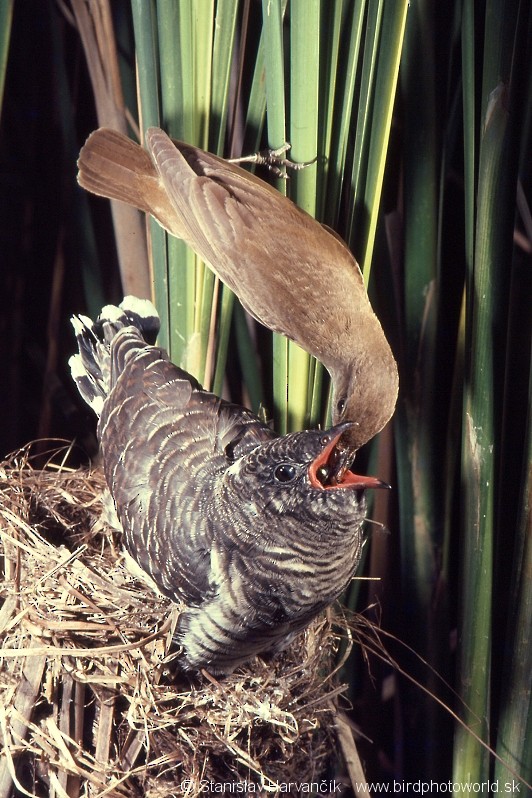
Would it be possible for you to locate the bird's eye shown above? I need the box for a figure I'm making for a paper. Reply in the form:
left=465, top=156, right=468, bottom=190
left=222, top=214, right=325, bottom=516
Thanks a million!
left=337, top=398, right=346, bottom=416
left=274, top=464, right=297, bottom=483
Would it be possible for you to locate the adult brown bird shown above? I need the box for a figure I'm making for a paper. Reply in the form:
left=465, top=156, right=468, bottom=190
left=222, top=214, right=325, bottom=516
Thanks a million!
left=77, top=128, right=398, bottom=453
left=70, top=298, right=386, bottom=673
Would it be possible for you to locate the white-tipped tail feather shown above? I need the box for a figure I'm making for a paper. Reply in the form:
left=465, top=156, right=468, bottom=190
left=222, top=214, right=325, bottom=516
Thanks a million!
left=69, top=296, right=160, bottom=417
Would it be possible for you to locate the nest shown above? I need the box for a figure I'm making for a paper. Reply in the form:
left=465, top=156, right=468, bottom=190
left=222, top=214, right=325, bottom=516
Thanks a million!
left=0, top=445, right=363, bottom=796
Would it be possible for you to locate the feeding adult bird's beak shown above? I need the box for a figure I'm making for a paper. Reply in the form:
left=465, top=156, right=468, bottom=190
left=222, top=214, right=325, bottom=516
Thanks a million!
left=308, top=423, right=390, bottom=491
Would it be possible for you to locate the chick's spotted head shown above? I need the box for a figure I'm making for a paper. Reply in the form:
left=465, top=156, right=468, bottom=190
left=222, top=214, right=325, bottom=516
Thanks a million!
left=224, top=422, right=387, bottom=522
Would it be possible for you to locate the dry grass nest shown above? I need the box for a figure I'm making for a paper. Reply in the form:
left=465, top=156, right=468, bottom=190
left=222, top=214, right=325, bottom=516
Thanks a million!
left=0, top=443, right=368, bottom=797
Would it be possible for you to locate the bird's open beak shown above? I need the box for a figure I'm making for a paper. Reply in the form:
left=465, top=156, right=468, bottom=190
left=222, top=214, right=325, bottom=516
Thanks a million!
left=308, top=425, right=389, bottom=491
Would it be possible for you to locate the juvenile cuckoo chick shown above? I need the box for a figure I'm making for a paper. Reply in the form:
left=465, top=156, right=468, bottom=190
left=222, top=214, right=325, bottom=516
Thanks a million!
left=70, top=298, right=386, bottom=674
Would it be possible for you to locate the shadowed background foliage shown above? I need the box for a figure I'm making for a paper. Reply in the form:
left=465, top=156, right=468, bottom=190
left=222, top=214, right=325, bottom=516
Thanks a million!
left=0, top=0, right=530, bottom=791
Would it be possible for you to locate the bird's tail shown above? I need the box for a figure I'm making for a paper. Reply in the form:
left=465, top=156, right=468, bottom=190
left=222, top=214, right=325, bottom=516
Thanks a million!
left=77, top=128, right=158, bottom=213
left=77, top=128, right=181, bottom=236
left=69, top=296, right=160, bottom=416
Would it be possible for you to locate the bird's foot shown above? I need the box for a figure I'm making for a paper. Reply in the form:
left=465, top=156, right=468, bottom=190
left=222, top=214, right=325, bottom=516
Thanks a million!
left=228, top=144, right=317, bottom=179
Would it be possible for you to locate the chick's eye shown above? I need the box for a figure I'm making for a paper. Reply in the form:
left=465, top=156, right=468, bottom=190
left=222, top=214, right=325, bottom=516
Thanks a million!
left=274, top=463, right=297, bottom=483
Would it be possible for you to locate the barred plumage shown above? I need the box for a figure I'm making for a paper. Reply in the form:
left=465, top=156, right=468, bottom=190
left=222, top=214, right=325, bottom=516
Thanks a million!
left=70, top=297, right=385, bottom=673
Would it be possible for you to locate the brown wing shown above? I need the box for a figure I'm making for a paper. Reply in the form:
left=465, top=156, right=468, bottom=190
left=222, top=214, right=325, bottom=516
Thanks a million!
left=145, top=128, right=371, bottom=368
